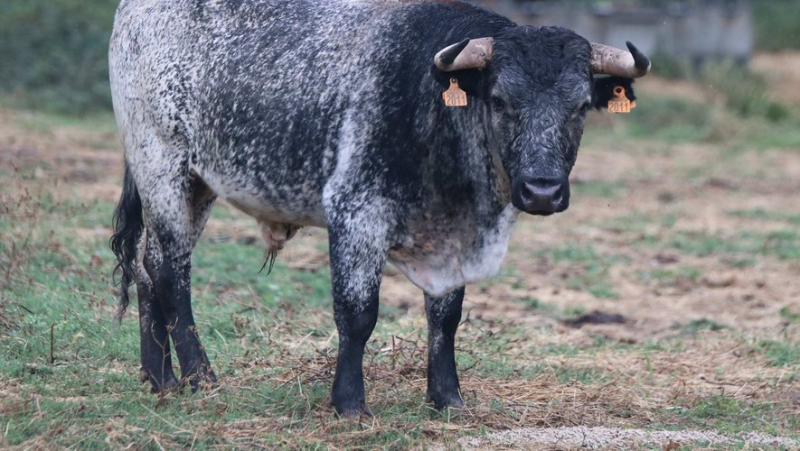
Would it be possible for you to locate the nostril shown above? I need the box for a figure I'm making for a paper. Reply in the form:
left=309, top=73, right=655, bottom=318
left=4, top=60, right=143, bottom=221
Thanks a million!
left=512, top=177, right=569, bottom=215
left=524, top=182, right=560, bottom=202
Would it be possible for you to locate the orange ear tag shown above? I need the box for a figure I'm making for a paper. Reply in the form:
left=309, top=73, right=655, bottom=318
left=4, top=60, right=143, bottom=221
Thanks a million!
left=608, top=86, right=636, bottom=114
left=443, top=78, right=468, bottom=107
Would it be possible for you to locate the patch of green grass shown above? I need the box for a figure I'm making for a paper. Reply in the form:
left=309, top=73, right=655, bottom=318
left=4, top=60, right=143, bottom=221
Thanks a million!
left=581, top=281, right=617, bottom=300
left=521, top=297, right=557, bottom=314
left=572, top=180, right=626, bottom=198
left=757, top=340, right=800, bottom=367
left=679, top=395, right=798, bottom=436
left=625, top=96, right=714, bottom=143
left=780, top=306, right=800, bottom=323
left=536, top=343, right=581, bottom=357
left=743, top=121, right=800, bottom=150
left=208, top=205, right=244, bottom=221
left=727, top=208, right=800, bottom=226
left=597, top=211, right=665, bottom=234
left=539, top=244, right=620, bottom=299
left=471, top=358, right=610, bottom=385
left=192, top=238, right=333, bottom=311
left=561, top=306, right=587, bottom=321
left=11, top=108, right=119, bottom=135
left=668, top=230, right=800, bottom=261
left=724, top=257, right=757, bottom=269
left=672, top=319, right=728, bottom=335
left=456, top=333, right=595, bottom=383
left=548, top=244, right=601, bottom=263
left=640, top=266, right=702, bottom=287
left=551, top=365, right=609, bottom=384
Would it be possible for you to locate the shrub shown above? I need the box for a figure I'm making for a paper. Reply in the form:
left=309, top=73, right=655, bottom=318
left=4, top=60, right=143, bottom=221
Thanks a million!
left=0, top=0, right=118, bottom=114
left=753, top=0, right=800, bottom=52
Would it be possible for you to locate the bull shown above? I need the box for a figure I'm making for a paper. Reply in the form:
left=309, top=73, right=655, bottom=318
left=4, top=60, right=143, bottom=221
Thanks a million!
left=109, top=0, right=650, bottom=417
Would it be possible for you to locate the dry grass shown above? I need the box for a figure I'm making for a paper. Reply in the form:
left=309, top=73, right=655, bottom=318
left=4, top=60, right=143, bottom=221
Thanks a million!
left=1, top=62, right=800, bottom=448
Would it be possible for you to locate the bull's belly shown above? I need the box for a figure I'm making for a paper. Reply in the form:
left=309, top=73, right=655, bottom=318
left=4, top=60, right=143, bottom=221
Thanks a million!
left=199, top=160, right=518, bottom=295
left=196, top=166, right=328, bottom=228
left=388, top=205, right=519, bottom=296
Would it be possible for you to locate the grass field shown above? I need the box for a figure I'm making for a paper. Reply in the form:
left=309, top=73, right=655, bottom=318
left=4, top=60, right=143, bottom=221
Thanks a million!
left=1, top=58, right=799, bottom=449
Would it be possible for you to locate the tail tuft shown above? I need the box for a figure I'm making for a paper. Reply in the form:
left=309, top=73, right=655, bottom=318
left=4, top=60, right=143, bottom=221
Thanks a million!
left=110, top=163, right=143, bottom=326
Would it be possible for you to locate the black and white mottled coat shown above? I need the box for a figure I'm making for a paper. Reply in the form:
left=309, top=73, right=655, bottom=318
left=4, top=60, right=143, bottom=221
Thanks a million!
left=109, top=0, right=642, bottom=416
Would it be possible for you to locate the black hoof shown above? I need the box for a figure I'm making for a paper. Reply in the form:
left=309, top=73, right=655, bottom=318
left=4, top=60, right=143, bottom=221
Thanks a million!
left=141, top=369, right=180, bottom=394
left=333, top=402, right=373, bottom=419
left=428, top=392, right=464, bottom=411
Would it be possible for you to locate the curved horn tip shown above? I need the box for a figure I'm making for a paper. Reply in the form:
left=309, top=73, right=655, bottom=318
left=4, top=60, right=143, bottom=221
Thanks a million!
left=435, top=37, right=494, bottom=72
left=435, top=39, right=470, bottom=69
left=626, top=41, right=651, bottom=74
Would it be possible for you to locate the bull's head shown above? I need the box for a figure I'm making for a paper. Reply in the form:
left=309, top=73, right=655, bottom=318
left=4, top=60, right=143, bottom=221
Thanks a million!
left=434, top=27, right=650, bottom=215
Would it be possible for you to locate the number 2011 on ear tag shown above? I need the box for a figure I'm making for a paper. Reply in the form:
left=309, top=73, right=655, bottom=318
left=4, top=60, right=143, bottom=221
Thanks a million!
left=608, top=86, right=636, bottom=114
left=443, top=78, right=468, bottom=107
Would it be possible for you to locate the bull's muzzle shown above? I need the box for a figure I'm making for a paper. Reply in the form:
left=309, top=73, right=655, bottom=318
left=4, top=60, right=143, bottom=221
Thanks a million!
left=512, top=176, right=570, bottom=216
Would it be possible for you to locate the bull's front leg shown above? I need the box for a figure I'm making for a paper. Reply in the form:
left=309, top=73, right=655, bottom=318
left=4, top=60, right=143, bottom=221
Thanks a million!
left=425, top=287, right=465, bottom=410
left=327, top=216, right=387, bottom=418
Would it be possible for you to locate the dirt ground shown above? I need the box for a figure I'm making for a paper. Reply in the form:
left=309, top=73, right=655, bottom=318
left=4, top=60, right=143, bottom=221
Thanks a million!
left=1, top=54, right=798, bottom=448
left=753, top=52, right=800, bottom=108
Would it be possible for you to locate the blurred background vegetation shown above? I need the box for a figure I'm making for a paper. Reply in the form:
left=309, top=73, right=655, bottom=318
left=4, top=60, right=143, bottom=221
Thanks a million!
left=0, top=0, right=799, bottom=115
left=752, top=0, right=800, bottom=51
left=0, top=0, right=118, bottom=115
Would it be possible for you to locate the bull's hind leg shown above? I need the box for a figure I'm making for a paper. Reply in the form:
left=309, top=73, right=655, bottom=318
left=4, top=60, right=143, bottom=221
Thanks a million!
left=135, top=231, right=179, bottom=392
left=140, top=173, right=217, bottom=392
left=425, top=287, right=465, bottom=410
left=326, top=207, right=389, bottom=418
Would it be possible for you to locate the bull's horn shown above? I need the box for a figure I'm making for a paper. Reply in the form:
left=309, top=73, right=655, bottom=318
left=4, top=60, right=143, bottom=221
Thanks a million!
left=434, top=37, right=494, bottom=71
left=591, top=41, right=651, bottom=78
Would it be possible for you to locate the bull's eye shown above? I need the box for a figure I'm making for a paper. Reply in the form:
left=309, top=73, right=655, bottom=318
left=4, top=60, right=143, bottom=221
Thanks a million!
left=491, top=96, right=506, bottom=113
left=572, top=101, right=591, bottom=119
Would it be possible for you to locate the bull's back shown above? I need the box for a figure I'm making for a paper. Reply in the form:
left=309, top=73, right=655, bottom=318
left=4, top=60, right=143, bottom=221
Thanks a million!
left=196, top=1, right=398, bottom=216
left=111, top=0, right=396, bottom=224
left=111, top=0, right=501, bottom=227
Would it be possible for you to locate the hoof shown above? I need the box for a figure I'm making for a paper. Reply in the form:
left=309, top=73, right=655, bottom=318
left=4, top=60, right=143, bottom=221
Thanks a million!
left=333, top=402, right=373, bottom=419
left=142, top=371, right=180, bottom=394
left=153, top=377, right=180, bottom=395
left=428, top=392, right=464, bottom=411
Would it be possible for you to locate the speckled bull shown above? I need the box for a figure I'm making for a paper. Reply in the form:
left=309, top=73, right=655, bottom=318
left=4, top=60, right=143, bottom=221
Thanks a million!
left=109, top=0, right=650, bottom=416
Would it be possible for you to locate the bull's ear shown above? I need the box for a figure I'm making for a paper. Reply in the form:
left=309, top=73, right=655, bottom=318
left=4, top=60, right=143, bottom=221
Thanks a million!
left=592, top=76, right=635, bottom=110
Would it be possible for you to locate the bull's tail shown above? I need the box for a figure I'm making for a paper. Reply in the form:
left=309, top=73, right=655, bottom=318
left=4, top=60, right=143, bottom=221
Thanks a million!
left=110, top=162, right=143, bottom=326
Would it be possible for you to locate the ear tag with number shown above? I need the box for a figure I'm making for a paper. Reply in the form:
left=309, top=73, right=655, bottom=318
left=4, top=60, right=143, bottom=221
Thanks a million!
left=608, top=86, right=636, bottom=114
left=443, top=78, right=468, bottom=107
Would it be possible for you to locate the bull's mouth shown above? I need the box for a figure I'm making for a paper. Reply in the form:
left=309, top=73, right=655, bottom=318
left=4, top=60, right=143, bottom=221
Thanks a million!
left=514, top=202, right=570, bottom=216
